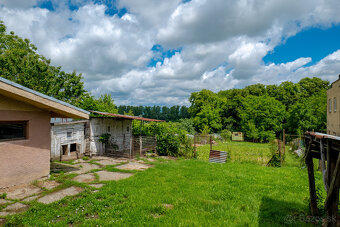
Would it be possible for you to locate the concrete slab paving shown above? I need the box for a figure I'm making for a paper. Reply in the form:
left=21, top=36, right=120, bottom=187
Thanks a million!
left=0, top=199, right=9, bottom=205
left=37, top=187, right=83, bottom=204
left=96, top=171, right=133, bottom=181
left=0, top=212, right=15, bottom=217
left=116, top=162, right=152, bottom=171
left=37, top=180, right=61, bottom=190
left=22, top=195, right=39, bottom=202
left=3, top=202, right=28, bottom=212
left=73, top=163, right=101, bottom=174
left=96, top=159, right=124, bottom=166
left=73, top=173, right=96, bottom=183
left=89, top=184, right=104, bottom=188
left=1, top=184, right=43, bottom=200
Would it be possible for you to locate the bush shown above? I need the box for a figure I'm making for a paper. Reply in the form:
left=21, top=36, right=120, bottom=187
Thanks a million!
left=133, top=121, right=194, bottom=157
left=259, top=131, right=276, bottom=143
left=220, top=129, right=232, bottom=141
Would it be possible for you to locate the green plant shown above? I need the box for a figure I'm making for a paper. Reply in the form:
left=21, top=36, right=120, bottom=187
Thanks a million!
left=0, top=193, right=7, bottom=199
left=220, top=129, right=232, bottom=142
left=267, top=140, right=281, bottom=167
left=99, top=133, right=111, bottom=144
left=82, top=156, right=89, bottom=161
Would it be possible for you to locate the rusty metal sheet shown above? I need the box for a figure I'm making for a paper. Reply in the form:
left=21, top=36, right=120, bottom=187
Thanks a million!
left=209, top=150, right=227, bottom=163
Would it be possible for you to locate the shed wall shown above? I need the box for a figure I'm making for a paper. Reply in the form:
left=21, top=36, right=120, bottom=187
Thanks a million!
left=88, top=118, right=132, bottom=155
left=327, top=79, right=340, bottom=136
left=0, top=106, right=50, bottom=188
left=51, top=122, right=86, bottom=160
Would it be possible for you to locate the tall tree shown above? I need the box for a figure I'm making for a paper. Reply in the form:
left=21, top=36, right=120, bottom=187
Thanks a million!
left=0, top=21, right=87, bottom=104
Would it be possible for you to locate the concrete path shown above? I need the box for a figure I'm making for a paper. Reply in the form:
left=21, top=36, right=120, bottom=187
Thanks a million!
left=73, top=173, right=96, bottom=183
left=0, top=184, right=42, bottom=200
left=116, top=162, right=152, bottom=171
left=96, top=171, right=134, bottom=181
left=37, top=186, right=83, bottom=204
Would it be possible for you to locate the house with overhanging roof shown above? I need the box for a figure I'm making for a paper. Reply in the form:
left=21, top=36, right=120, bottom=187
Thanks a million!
left=0, top=77, right=89, bottom=188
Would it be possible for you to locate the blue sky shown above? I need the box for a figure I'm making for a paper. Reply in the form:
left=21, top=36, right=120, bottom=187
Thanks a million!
left=1, top=0, right=340, bottom=105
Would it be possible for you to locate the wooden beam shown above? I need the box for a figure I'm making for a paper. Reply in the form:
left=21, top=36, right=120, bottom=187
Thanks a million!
left=305, top=137, right=319, bottom=216
left=324, top=152, right=340, bottom=227
left=320, top=139, right=328, bottom=191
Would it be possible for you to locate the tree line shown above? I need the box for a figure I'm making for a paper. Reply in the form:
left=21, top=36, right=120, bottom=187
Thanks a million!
left=117, top=105, right=190, bottom=121
left=189, top=77, right=328, bottom=141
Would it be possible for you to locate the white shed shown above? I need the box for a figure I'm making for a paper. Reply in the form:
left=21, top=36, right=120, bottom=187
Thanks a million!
left=51, top=120, right=87, bottom=160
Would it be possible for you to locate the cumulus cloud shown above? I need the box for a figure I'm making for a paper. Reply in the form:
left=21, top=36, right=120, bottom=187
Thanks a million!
left=1, top=0, right=340, bottom=105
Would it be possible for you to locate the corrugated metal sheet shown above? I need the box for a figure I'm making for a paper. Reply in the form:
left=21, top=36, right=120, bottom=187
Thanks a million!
left=90, top=111, right=165, bottom=122
left=209, top=150, right=228, bottom=163
left=306, top=132, right=340, bottom=141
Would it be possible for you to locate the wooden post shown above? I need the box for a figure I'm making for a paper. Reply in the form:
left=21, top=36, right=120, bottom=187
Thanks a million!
left=278, top=140, right=282, bottom=164
left=320, top=139, right=328, bottom=191
left=283, top=129, right=285, bottom=155
left=210, top=135, right=213, bottom=151
left=325, top=152, right=340, bottom=227
left=305, top=137, right=320, bottom=216
left=194, top=135, right=197, bottom=157
left=139, top=136, right=142, bottom=156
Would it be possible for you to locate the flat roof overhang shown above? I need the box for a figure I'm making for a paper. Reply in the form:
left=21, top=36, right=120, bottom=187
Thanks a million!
left=0, top=77, right=89, bottom=119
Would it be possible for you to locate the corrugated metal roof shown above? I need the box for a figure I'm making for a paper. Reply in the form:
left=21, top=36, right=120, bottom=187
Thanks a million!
left=90, top=111, right=165, bottom=122
left=0, top=76, right=90, bottom=115
left=306, top=132, right=340, bottom=141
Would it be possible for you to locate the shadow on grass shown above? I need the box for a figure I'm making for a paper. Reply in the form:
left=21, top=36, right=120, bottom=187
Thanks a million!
left=258, top=197, right=312, bottom=226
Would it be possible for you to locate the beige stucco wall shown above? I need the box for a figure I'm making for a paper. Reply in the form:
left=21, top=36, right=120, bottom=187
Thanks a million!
left=327, top=79, right=340, bottom=136
left=0, top=96, right=51, bottom=188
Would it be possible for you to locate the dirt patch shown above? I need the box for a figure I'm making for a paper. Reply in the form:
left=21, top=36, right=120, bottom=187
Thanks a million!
left=37, top=181, right=61, bottom=190
left=3, top=202, right=28, bottom=212
left=116, top=162, right=152, bottom=171
left=0, top=184, right=42, bottom=200
left=37, top=187, right=83, bottom=204
left=96, top=171, right=133, bottom=181
left=72, top=174, right=96, bottom=183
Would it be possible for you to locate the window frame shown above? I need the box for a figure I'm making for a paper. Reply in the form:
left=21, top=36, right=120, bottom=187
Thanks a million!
left=334, top=97, right=337, bottom=112
left=329, top=98, right=332, bottom=113
left=0, top=121, right=28, bottom=142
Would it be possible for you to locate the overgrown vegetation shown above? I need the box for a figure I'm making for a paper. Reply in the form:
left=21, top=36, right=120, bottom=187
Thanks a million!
left=133, top=121, right=194, bottom=158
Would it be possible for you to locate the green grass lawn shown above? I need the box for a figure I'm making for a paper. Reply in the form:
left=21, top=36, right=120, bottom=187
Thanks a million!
left=4, top=143, right=324, bottom=226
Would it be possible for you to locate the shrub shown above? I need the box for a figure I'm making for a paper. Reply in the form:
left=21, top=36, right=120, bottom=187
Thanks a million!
left=133, top=121, right=194, bottom=157
left=220, top=129, right=232, bottom=141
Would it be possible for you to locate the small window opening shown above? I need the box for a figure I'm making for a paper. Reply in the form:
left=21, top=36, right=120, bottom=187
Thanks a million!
left=67, top=132, right=72, bottom=138
left=329, top=99, right=332, bottom=113
left=0, top=121, right=27, bottom=141
left=334, top=97, right=337, bottom=112
left=107, top=126, right=110, bottom=132
left=127, top=126, right=129, bottom=132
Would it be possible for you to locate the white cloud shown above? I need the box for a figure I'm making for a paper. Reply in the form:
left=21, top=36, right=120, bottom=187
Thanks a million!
left=1, top=0, right=340, bottom=106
